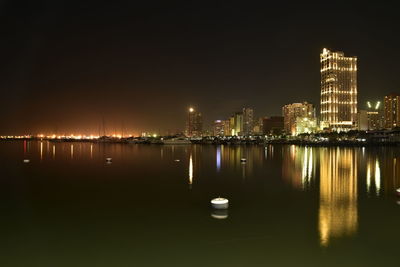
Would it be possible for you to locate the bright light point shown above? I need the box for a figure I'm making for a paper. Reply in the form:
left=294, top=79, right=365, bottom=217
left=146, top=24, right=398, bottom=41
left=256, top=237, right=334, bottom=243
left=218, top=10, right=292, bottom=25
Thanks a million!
left=152, top=134, right=157, bottom=138
left=189, top=108, right=194, bottom=112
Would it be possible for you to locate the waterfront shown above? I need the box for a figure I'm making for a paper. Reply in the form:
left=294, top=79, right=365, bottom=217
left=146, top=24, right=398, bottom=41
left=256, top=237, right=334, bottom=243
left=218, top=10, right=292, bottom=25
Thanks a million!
left=1, top=141, right=400, bottom=266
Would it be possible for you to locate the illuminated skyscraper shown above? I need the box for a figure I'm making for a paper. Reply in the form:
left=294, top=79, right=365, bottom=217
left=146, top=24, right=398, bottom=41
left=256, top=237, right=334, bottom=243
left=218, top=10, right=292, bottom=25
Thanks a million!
left=320, top=48, right=357, bottom=131
left=366, top=101, right=384, bottom=130
left=384, top=93, right=400, bottom=129
left=282, top=102, right=315, bottom=135
left=186, top=108, right=203, bottom=137
left=213, top=120, right=224, bottom=136
left=242, top=107, right=254, bottom=136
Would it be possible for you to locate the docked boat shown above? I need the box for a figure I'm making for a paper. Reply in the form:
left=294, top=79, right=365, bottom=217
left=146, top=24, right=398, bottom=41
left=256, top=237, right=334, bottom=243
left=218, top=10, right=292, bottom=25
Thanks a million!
left=162, top=138, right=191, bottom=145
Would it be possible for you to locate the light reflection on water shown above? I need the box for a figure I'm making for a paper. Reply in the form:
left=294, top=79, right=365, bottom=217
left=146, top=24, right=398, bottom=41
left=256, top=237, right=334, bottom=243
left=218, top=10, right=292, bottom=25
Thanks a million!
left=318, top=148, right=358, bottom=247
left=4, top=141, right=400, bottom=259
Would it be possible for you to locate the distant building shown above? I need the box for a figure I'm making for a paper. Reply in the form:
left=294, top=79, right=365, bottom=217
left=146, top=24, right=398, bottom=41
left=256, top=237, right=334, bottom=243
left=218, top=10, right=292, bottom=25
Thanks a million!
left=213, top=120, right=224, bottom=136
left=242, top=108, right=254, bottom=136
left=263, top=116, right=284, bottom=135
left=223, top=119, right=231, bottom=136
left=283, top=102, right=315, bottom=135
left=230, top=112, right=243, bottom=136
left=384, top=93, right=400, bottom=129
left=252, top=117, right=264, bottom=135
left=320, top=48, right=358, bottom=131
left=366, top=101, right=384, bottom=130
left=186, top=108, right=203, bottom=137
left=296, top=117, right=319, bottom=135
left=357, top=110, right=368, bottom=131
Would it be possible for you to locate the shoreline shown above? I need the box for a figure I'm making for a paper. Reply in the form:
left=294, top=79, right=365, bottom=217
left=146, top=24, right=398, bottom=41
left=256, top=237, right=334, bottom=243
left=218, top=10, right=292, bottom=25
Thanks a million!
left=1, top=138, right=400, bottom=147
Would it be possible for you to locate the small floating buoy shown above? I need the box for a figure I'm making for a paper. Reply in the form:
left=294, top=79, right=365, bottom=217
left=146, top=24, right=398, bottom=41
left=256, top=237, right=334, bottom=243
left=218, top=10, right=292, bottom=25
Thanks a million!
left=211, top=197, right=229, bottom=209
left=240, top=158, right=247, bottom=163
left=396, top=188, right=400, bottom=197
left=23, top=159, right=30, bottom=163
left=211, top=209, right=228, bottom=219
left=106, top=157, right=112, bottom=163
left=174, top=159, right=180, bottom=162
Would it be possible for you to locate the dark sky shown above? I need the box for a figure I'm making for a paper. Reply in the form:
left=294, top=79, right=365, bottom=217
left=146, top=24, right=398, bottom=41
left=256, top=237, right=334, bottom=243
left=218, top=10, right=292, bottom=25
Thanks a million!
left=0, top=1, right=399, bottom=135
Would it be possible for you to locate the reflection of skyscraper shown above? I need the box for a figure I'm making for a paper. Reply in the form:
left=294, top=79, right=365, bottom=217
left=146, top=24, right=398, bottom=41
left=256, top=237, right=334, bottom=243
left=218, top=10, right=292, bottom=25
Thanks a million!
left=186, top=108, right=203, bottom=137
left=282, top=146, right=315, bottom=190
left=320, top=48, right=358, bottom=131
left=319, top=148, right=358, bottom=246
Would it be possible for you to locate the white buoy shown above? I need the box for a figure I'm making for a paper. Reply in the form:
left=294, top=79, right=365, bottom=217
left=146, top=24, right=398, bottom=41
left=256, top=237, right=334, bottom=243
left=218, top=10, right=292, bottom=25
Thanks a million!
left=106, top=157, right=112, bottom=163
left=23, top=159, right=30, bottom=163
left=396, top=188, right=400, bottom=197
left=240, top=158, right=247, bottom=163
left=174, top=159, right=180, bottom=162
left=211, top=197, right=229, bottom=209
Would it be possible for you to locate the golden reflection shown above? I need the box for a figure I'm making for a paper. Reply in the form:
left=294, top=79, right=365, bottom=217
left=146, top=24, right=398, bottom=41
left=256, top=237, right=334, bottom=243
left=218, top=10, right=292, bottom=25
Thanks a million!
left=90, top=144, right=93, bottom=159
left=282, top=146, right=315, bottom=189
left=189, top=153, right=193, bottom=187
left=71, top=144, right=74, bottom=159
left=319, top=148, right=358, bottom=247
left=52, top=145, right=56, bottom=159
left=40, top=142, right=43, bottom=160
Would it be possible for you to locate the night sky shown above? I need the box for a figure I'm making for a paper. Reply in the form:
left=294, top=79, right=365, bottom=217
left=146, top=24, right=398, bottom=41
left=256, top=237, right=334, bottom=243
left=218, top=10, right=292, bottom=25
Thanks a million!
left=1, top=1, right=399, bottom=135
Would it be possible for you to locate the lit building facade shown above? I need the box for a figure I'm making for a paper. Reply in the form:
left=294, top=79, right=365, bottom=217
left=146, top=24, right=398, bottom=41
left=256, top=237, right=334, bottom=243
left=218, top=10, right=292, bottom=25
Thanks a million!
left=230, top=112, right=243, bottom=136
left=283, top=102, right=315, bottom=135
left=213, top=120, right=224, bottom=136
left=295, top=116, right=318, bottom=135
left=223, top=119, right=231, bottom=136
left=384, top=93, right=400, bottom=129
left=366, top=101, right=384, bottom=130
left=242, top=107, right=254, bottom=136
left=186, top=108, right=203, bottom=137
left=320, top=48, right=358, bottom=131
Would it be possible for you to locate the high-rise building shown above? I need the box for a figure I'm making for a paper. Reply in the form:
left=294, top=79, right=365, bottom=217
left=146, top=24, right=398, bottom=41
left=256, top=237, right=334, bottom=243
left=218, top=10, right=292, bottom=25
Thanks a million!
left=230, top=112, right=243, bottom=136
left=242, top=108, right=254, bottom=136
left=213, top=120, right=224, bottom=136
left=186, top=108, right=203, bottom=137
left=357, top=110, right=368, bottom=131
left=384, top=93, right=400, bottom=129
left=223, top=119, right=231, bottom=136
left=320, top=48, right=358, bottom=131
left=366, top=101, right=384, bottom=130
left=283, top=102, right=315, bottom=135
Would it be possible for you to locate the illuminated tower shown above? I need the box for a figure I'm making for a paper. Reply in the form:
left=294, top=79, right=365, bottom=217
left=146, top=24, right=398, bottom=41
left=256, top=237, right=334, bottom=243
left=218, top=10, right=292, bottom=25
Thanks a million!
left=242, top=107, right=254, bottom=136
left=282, top=102, right=315, bottom=135
left=384, top=93, right=400, bottom=129
left=320, top=48, right=358, bottom=131
left=186, top=108, right=203, bottom=137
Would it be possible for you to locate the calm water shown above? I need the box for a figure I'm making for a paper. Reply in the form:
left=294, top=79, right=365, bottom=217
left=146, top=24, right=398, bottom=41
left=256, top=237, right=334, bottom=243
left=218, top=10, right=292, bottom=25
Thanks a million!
left=1, top=141, right=400, bottom=266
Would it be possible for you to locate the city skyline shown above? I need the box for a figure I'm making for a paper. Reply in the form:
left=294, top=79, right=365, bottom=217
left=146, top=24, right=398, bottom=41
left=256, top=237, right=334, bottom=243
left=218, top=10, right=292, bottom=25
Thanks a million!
left=1, top=2, right=399, bottom=135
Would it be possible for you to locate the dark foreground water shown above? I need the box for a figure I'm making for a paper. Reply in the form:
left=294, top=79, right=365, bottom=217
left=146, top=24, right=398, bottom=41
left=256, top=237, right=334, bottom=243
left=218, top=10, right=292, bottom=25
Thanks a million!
left=1, top=141, right=400, bottom=266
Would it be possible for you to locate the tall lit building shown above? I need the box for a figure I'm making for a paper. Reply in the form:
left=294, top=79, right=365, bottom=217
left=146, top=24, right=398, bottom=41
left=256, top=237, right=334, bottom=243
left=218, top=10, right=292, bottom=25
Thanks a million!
left=282, top=102, right=315, bottom=135
left=213, top=120, right=224, bottom=136
left=242, top=107, right=254, bottom=136
left=320, top=48, right=358, bottom=131
left=186, top=108, right=203, bottom=137
left=366, top=101, right=384, bottom=130
left=223, top=119, right=231, bottom=136
left=384, top=93, right=400, bottom=129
